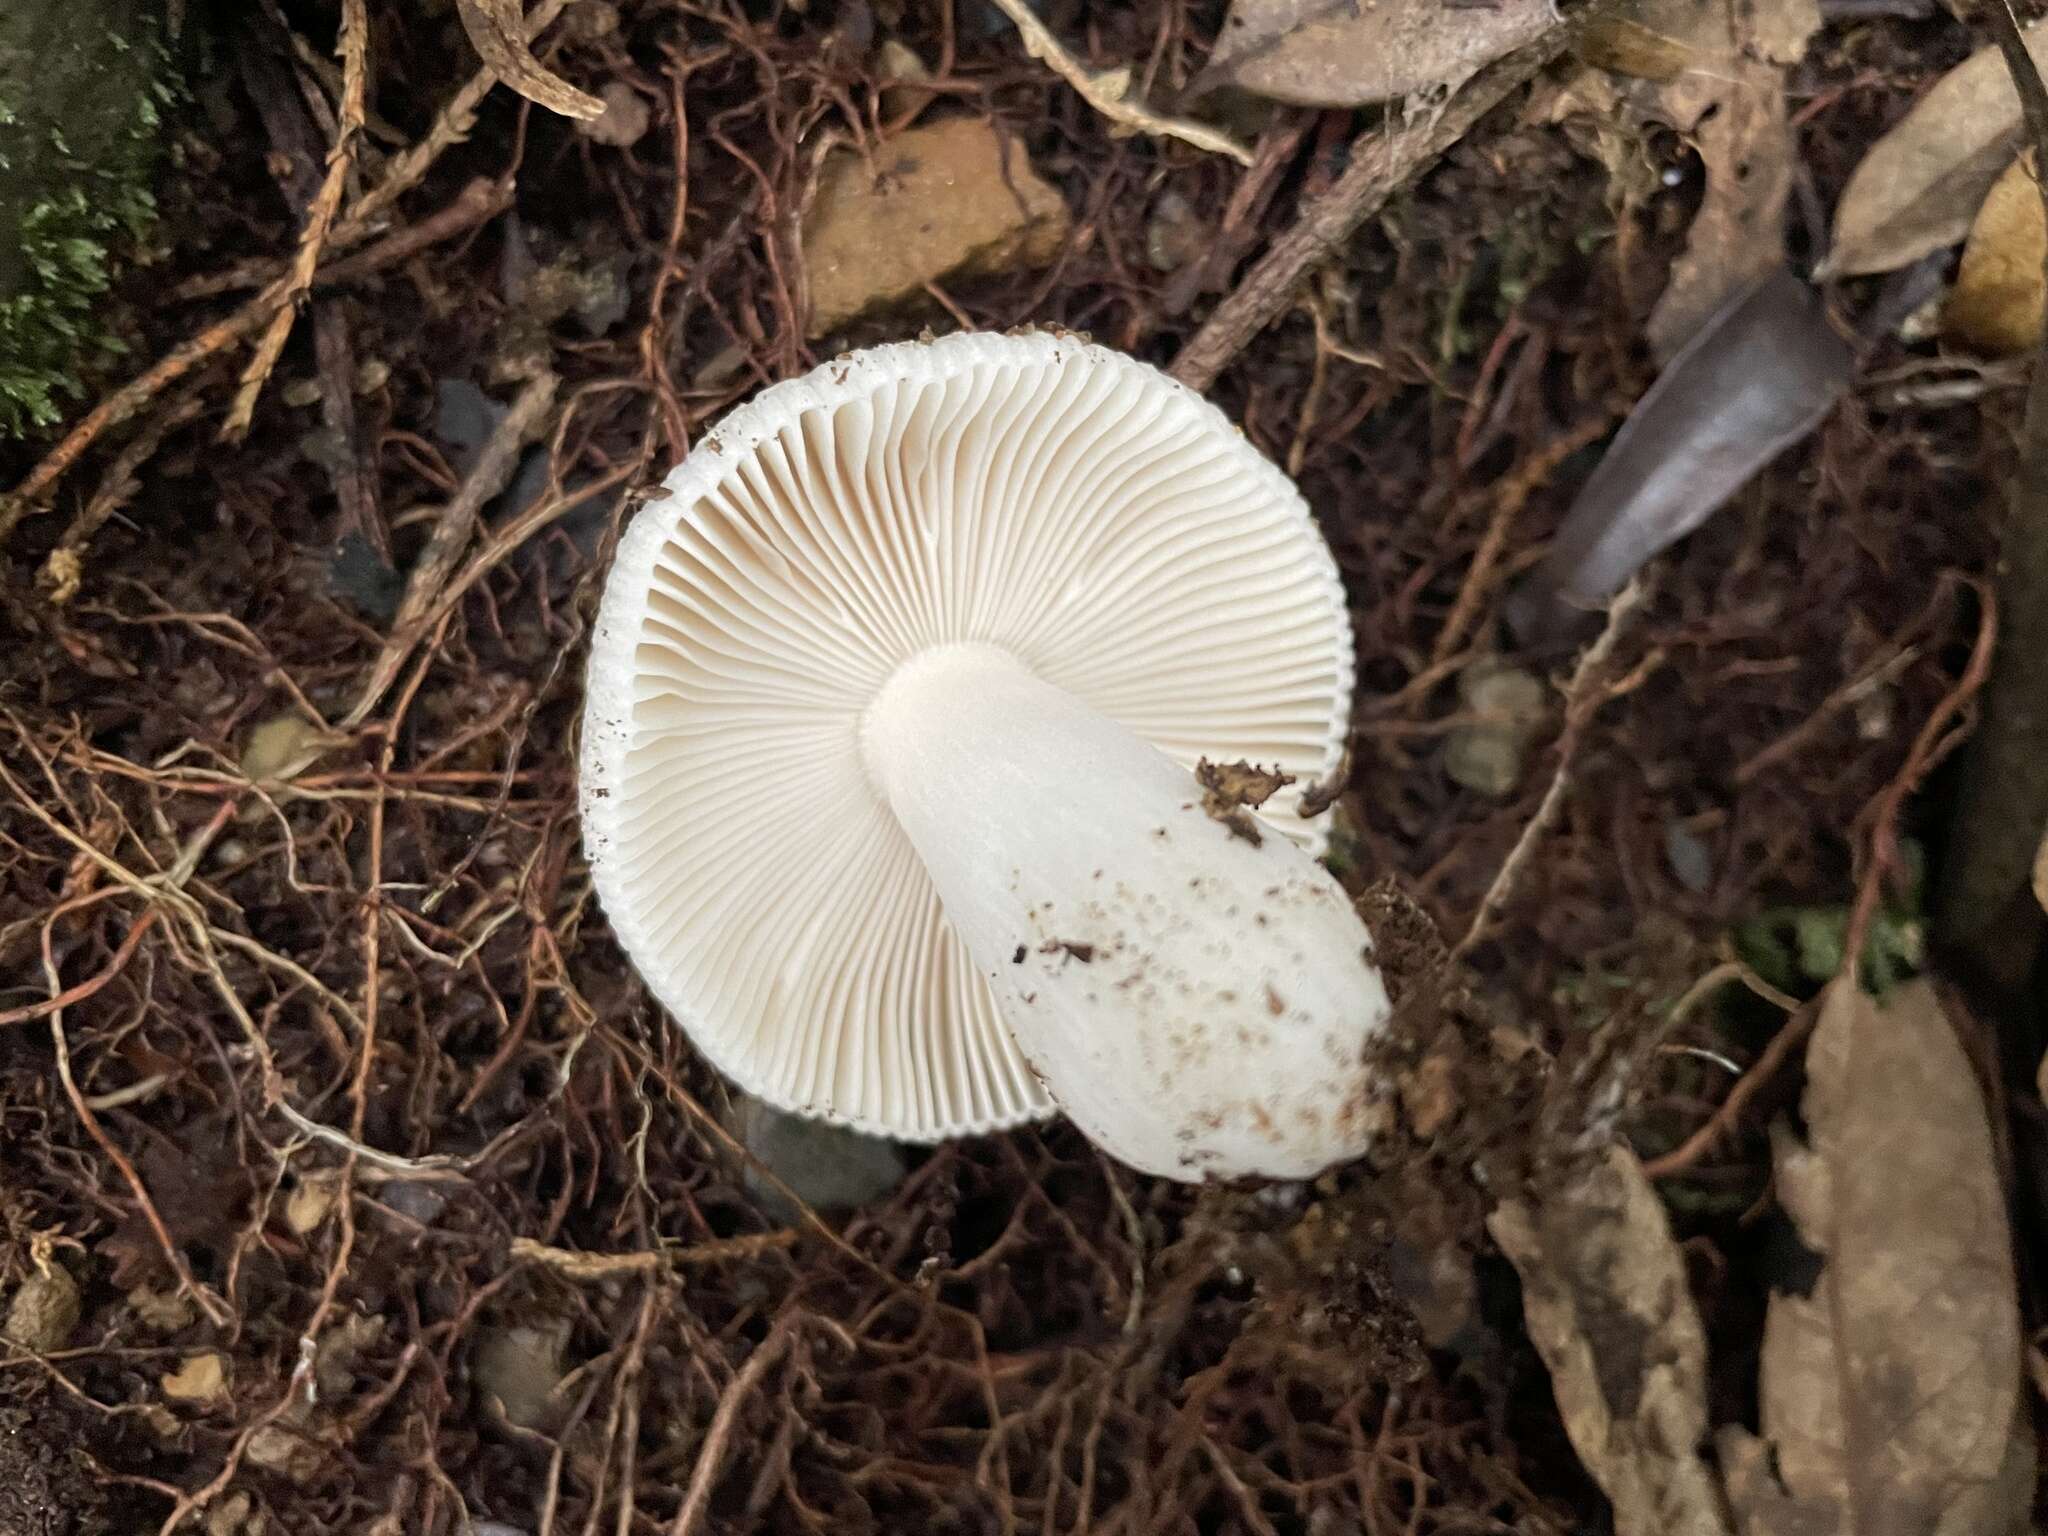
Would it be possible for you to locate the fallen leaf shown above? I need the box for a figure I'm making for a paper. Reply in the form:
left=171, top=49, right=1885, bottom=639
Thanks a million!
left=800, top=116, right=1070, bottom=336
left=1199, top=0, right=1557, bottom=107
left=1506, top=269, right=1853, bottom=646
left=1617, top=0, right=1818, bottom=359
left=1719, top=979, right=2032, bottom=1536
left=160, top=1351, right=230, bottom=1405
left=1829, top=20, right=2048, bottom=277
left=1489, top=1145, right=1730, bottom=1536
left=1947, top=153, right=2044, bottom=357
left=455, top=0, right=604, bottom=119
left=1574, top=16, right=1691, bottom=80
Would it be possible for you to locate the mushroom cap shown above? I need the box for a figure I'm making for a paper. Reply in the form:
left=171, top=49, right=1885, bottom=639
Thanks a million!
left=581, top=331, right=1355, bottom=1141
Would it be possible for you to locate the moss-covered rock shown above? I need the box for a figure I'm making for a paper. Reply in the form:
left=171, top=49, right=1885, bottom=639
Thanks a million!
left=0, top=1, right=172, bottom=438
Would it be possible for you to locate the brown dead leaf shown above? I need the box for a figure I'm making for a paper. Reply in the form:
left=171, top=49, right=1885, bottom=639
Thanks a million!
left=1627, top=0, right=1818, bottom=359
left=1575, top=17, right=1691, bottom=80
left=1829, top=20, right=2048, bottom=277
left=800, top=117, right=1070, bottom=336
left=1489, top=1146, right=1730, bottom=1536
left=1200, top=0, right=1557, bottom=108
left=455, top=0, right=604, bottom=121
left=1948, top=154, right=2046, bottom=357
left=1719, top=979, right=2031, bottom=1536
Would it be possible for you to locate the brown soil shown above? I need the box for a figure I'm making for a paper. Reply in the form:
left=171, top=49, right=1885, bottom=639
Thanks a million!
left=0, top=2, right=2020, bottom=1533
left=0, top=1406, right=107, bottom=1536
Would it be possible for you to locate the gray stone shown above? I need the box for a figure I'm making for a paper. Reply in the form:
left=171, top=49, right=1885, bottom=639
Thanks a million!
left=738, top=1096, right=908, bottom=1222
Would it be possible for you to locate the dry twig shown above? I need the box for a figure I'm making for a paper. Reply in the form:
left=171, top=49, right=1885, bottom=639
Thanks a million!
left=344, top=370, right=561, bottom=726
left=1169, top=1, right=1617, bottom=390
left=511, top=1231, right=800, bottom=1280
left=1453, top=579, right=1652, bottom=959
left=667, top=1312, right=801, bottom=1536
left=225, top=0, right=370, bottom=439
left=456, top=0, right=603, bottom=119
left=3, top=178, right=511, bottom=537
left=982, top=0, right=1252, bottom=166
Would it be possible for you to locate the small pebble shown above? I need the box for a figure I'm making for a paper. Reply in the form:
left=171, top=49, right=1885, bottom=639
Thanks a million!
left=1444, top=659, right=1547, bottom=798
left=739, top=1096, right=908, bottom=1222
left=1664, top=822, right=1714, bottom=894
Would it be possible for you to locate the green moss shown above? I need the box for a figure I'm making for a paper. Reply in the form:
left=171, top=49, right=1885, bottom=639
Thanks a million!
left=0, top=3, right=174, bottom=438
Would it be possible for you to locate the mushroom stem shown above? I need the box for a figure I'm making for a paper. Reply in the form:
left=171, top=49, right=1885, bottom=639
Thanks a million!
left=862, top=643, right=1390, bottom=1180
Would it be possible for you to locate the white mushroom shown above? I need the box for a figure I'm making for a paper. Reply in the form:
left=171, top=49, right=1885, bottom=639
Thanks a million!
left=581, top=331, right=1391, bottom=1180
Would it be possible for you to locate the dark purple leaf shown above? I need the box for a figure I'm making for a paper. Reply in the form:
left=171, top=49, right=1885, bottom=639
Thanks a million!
left=1507, top=268, right=1854, bottom=646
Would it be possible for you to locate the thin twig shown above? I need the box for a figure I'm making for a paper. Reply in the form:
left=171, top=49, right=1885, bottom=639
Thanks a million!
left=511, top=1231, right=800, bottom=1280
left=350, top=0, right=577, bottom=235
left=38, top=388, right=211, bottom=604
left=667, top=1312, right=801, bottom=1536
left=1845, top=575, right=1998, bottom=974
left=1452, top=579, right=1650, bottom=960
left=2, top=311, right=269, bottom=530
left=313, top=303, right=386, bottom=556
left=983, top=0, right=1252, bottom=166
left=1644, top=999, right=1818, bottom=1181
left=3, top=178, right=512, bottom=531
left=1168, top=1, right=1616, bottom=391
left=43, top=928, right=229, bottom=1328
left=225, top=0, right=369, bottom=439
left=0, top=910, right=159, bottom=1027
left=455, top=0, right=603, bottom=119
left=344, top=370, right=560, bottom=727
left=273, top=1101, right=473, bottom=1179
left=1652, top=587, right=2000, bottom=1177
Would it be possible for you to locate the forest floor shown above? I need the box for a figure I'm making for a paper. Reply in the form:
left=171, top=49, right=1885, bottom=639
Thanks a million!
left=0, top=1, right=2038, bottom=1533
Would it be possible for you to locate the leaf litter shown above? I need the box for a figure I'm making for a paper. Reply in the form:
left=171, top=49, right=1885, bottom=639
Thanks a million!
left=1948, top=151, right=2048, bottom=356
left=1490, top=1145, right=1731, bottom=1536
left=1548, top=0, right=1819, bottom=360
left=1199, top=0, right=1559, bottom=107
left=1719, top=980, right=2031, bottom=1536
left=0, top=1, right=2035, bottom=1534
left=1829, top=17, right=2048, bottom=276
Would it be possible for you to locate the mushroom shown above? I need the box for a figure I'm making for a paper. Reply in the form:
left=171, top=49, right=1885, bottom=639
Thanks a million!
left=582, top=331, right=1391, bottom=1180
